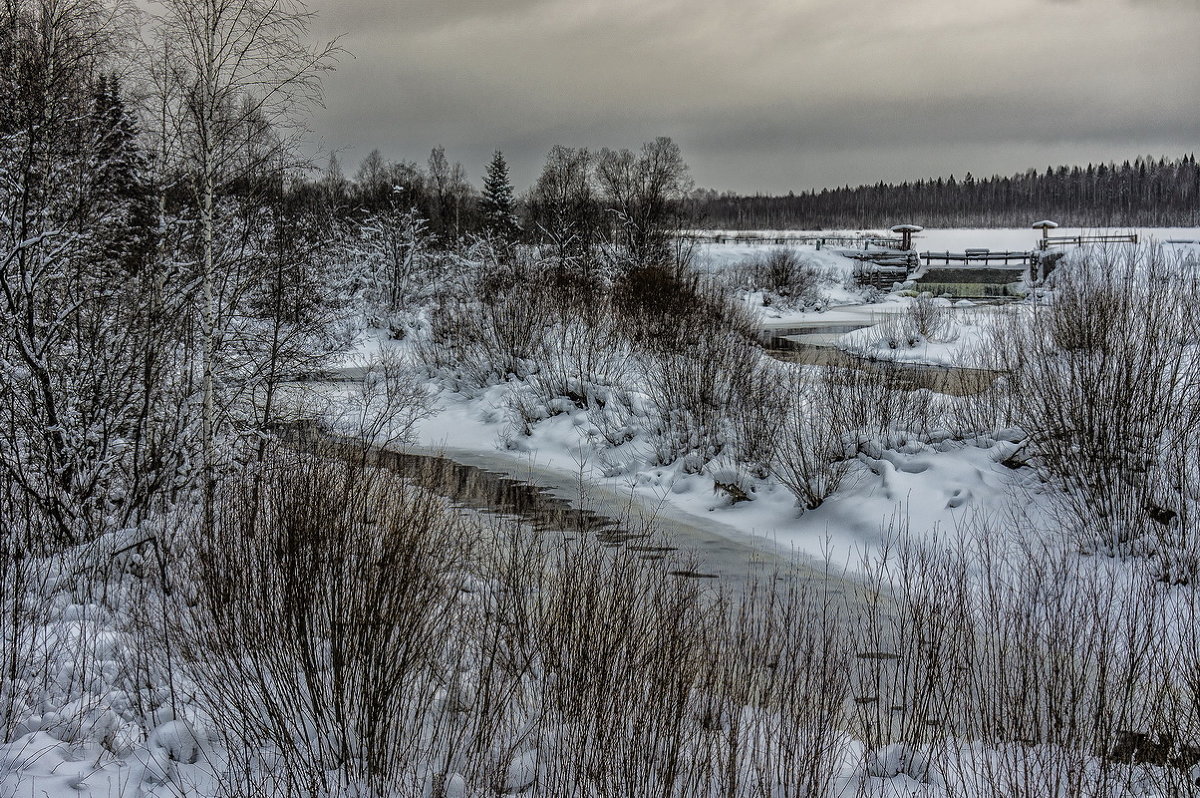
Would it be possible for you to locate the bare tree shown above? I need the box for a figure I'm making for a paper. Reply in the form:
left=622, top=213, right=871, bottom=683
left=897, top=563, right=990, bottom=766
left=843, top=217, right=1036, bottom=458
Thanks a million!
left=425, top=145, right=471, bottom=240
left=595, top=136, right=692, bottom=269
left=528, top=145, right=600, bottom=279
left=147, top=0, right=340, bottom=524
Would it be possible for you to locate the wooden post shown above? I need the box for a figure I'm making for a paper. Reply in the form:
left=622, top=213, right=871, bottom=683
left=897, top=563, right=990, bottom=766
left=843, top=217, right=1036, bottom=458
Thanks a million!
left=891, top=224, right=923, bottom=252
left=1032, top=219, right=1059, bottom=251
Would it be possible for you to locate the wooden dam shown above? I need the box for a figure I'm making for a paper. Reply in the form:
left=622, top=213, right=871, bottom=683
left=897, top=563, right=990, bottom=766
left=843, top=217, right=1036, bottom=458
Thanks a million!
left=688, top=222, right=1139, bottom=298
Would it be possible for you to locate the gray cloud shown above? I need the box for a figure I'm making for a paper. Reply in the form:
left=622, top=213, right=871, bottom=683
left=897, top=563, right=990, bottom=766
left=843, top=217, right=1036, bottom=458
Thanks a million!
left=305, top=0, right=1200, bottom=193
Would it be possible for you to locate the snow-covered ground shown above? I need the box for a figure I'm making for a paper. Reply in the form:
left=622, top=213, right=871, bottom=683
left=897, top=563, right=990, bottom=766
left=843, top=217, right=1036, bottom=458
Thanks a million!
left=7, top=233, right=1199, bottom=798
left=307, top=296, right=1040, bottom=573
left=835, top=302, right=1010, bottom=368
left=316, top=231, right=1199, bottom=571
left=402, top=365, right=1040, bottom=571
left=757, top=298, right=912, bottom=332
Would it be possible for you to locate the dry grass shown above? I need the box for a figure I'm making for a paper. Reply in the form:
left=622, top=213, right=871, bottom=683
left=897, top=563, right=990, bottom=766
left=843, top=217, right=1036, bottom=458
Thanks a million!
left=146, top=438, right=1200, bottom=796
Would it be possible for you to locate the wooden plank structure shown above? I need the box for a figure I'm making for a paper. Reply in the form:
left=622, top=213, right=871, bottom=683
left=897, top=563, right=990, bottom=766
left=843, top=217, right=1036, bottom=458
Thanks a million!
left=1039, top=232, right=1138, bottom=250
left=838, top=248, right=920, bottom=269
left=921, top=250, right=1034, bottom=265
left=854, top=266, right=911, bottom=291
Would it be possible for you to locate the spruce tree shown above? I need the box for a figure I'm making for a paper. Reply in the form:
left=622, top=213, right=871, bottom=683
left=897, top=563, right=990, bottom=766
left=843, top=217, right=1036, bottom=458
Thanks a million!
left=481, top=150, right=519, bottom=250
left=90, top=74, right=153, bottom=273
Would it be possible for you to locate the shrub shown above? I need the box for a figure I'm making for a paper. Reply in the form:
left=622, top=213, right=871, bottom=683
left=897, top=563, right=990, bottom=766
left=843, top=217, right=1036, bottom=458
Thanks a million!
left=769, top=368, right=857, bottom=510
left=989, top=244, right=1200, bottom=566
left=728, top=247, right=827, bottom=308
left=906, top=295, right=952, bottom=341
left=179, top=449, right=480, bottom=794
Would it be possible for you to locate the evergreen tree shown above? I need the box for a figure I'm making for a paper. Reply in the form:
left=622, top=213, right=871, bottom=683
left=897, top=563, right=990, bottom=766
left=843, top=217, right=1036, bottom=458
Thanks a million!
left=481, top=150, right=519, bottom=250
left=89, top=73, right=154, bottom=273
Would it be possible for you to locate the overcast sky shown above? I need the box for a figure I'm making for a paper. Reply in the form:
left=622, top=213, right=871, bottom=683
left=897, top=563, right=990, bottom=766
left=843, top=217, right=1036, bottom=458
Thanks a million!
left=304, top=0, right=1200, bottom=195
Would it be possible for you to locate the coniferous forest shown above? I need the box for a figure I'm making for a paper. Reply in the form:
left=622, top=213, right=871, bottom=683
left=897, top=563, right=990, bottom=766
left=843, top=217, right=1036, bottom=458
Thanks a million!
left=690, top=155, right=1200, bottom=229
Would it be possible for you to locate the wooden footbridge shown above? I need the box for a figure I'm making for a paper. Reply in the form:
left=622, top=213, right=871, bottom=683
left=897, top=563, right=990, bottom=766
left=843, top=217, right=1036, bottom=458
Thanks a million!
left=920, top=249, right=1034, bottom=265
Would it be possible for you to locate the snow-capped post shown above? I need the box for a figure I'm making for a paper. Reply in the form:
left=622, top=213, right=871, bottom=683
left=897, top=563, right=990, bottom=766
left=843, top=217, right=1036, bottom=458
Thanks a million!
left=890, top=224, right=924, bottom=251
left=1032, top=219, right=1059, bottom=250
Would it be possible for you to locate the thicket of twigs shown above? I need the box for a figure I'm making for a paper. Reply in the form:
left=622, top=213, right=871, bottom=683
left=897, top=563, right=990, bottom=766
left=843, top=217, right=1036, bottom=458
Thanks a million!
left=980, top=244, right=1200, bottom=583
left=723, top=247, right=832, bottom=309
left=121, top=449, right=1194, bottom=796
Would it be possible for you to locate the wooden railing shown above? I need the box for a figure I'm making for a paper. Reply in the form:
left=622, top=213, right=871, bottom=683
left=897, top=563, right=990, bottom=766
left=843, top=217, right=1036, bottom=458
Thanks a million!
left=921, top=250, right=1034, bottom=265
left=1039, top=233, right=1138, bottom=250
left=840, top=249, right=919, bottom=267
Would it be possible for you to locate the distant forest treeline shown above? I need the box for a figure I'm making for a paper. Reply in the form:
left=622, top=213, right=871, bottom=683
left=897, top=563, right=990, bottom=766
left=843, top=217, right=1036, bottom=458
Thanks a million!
left=689, top=155, right=1200, bottom=229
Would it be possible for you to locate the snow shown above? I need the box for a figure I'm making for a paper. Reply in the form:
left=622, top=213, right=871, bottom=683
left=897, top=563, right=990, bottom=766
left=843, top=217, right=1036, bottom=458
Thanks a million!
left=0, top=594, right=224, bottom=798
left=758, top=299, right=911, bottom=331
left=409, top=381, right=1042, bottom=571
left=837, top=303, right=1008, bottom=368
left=327, top=325, right=411, bottom=370
left=8, top=229, right=1200, bottom=798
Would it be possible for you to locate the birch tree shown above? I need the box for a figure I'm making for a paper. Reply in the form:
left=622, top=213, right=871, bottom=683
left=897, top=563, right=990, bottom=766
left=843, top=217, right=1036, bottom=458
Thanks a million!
left=147, top=0, right=339, bottom=518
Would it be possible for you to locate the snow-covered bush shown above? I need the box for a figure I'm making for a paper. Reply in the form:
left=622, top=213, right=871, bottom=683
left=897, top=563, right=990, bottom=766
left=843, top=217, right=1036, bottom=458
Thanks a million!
left=528, top=281, right=637, bottom=414
left=641, top=331, right=761, bottom=471
left=420, top=254, right=774, bottom=475
left=332, top=350, right=433, bottom=448
left=420, top=285, right=550, bottom=391
left=727, top=247, right=831, bottom=309
left=769, top=368, right=862, bottom=510
left=726, top=358, right=791, bottom=479
left=177, top=450, right=483, bottom=794
left=906, top=294, right=953, bottom=341
left=768, top=361, right=936, bottom=511
left=989, top=244, right=1200, bottom=572
left=611, top=263, right=764, bottom=470
left=341, top=204, right=436, bottom=327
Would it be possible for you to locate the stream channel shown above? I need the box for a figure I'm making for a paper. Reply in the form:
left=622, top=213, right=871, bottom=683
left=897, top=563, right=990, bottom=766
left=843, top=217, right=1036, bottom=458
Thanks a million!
left=289, top=308, right=998, bottom=600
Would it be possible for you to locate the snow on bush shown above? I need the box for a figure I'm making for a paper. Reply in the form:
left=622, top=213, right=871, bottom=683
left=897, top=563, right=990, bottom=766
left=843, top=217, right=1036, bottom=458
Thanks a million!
left=721, top=246, right=849, bottom=310
left=986, top=244, right=1200, bottom=581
